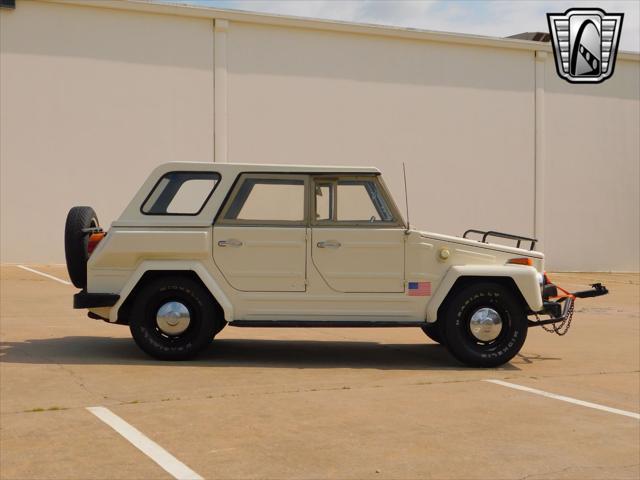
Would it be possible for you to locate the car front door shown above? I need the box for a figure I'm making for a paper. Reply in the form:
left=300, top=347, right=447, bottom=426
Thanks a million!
left=213, top=174, right=308, bottom=292
left=310, top=175, right=405, bottom=293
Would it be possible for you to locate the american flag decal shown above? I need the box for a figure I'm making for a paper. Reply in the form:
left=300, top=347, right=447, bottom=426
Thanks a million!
left=407, top=281, right=432, bottom=296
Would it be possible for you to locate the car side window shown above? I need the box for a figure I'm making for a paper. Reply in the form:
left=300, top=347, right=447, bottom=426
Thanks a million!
left=221, top=175, right=307, bottom=224
left=314, top=177, right=396, bottom=225
left=337, top=180, right=393, bottom=222
left=142, top=172, right=220, bottom=215
left=314, top=183, right=334, bottom=221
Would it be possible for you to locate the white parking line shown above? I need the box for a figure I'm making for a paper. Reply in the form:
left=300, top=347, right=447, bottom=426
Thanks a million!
left=16, top=265, right=71, bottom=286
left=485, top=379, right=640, bottom=420
left=87, top=406, right=203, bottom=480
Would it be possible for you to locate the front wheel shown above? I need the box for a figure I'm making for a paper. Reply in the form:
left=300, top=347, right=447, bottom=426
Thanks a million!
left=129, top=276, right=221, bottom=360
left=441, top=283, right=527, bottom=368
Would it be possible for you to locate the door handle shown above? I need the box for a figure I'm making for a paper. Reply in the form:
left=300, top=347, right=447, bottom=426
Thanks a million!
left=317, top=240, right=341, bottom=249
left=218, top=239, right=243, bottom=247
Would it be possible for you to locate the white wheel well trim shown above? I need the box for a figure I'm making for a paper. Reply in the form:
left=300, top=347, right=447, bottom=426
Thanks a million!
left=425, top=265, right=543, bottom=322
left=108, top=261, right=234, bottom=323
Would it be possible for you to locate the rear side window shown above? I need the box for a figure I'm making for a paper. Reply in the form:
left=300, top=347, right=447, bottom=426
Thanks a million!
left=221, top=176, right=306, bottom=224
left=142, top=172, right=220, bottom=215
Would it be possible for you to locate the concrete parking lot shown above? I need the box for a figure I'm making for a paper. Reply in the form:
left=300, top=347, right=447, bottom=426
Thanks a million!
left=1, top=265, right=638, bottom=480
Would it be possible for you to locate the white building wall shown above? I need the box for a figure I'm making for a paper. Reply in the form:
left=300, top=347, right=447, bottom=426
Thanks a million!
left=0, top=1, right=215, bottom=263
left=544, top=58, right=640, bottom=271
left=1, top=0, right=638, bottom=271
left=227, top=22, right=536, bottom=241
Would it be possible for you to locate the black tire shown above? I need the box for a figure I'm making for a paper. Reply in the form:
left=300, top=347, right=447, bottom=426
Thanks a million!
left=129, top=276, right=221, bottom=360
left=440, top=282, right=527, bottom=368
left=64, top=206, right=99, bottom=288
left=213, top=321, right=227, bottom=337
left=420, top=323, right=443, bottom=344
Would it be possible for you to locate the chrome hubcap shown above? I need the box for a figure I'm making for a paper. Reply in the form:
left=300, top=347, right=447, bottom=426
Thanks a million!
left=469, top=307, right=502, bottom=342
left=156, top=301, right=190, bottom=336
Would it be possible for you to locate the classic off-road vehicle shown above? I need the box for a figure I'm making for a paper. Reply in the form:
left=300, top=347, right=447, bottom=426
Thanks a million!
left=65, top=163, right=608, bottom=367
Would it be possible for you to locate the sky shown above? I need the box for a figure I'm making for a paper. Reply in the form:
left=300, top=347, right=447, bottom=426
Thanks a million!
left=165, top=0, right=639, bottom=52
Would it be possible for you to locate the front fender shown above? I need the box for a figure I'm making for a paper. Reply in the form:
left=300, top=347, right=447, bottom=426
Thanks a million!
left=107, top=260, right=234, bottom=323
left=425, top=265, right=543, bottom=322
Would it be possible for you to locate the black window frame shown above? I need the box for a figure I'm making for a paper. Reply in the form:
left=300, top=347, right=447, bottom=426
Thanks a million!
left=140, top=171, right=221, bottom=216
left=217, top=173, right=309, bottom=226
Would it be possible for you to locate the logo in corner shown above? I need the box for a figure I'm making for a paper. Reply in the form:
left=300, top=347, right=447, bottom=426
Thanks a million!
left=547, top=8, right=624, bottom=84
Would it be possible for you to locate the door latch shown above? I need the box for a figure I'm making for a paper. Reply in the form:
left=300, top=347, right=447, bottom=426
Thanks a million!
left=218, top=239, right=243, bottom=247
left=317, top=240, right=341, bottom=248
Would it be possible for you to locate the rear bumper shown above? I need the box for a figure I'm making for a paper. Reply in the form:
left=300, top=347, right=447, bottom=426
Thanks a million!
left=73, top=290, right=119, bottom=309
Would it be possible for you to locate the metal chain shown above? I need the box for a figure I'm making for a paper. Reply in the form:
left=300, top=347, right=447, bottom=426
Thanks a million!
left=540, top=300, right=575, bottom=336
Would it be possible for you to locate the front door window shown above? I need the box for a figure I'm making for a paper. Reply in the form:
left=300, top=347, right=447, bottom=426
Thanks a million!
left=313, top=177, right=398, bottom=226
left=336, top=179, right=394, bottom=223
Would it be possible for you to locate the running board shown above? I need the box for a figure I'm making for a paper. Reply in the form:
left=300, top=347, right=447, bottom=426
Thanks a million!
left=230, top=320, right=427, bottom=328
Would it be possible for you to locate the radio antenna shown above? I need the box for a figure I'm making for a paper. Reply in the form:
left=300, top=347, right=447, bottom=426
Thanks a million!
left=402, top=162, right=410, bottom=233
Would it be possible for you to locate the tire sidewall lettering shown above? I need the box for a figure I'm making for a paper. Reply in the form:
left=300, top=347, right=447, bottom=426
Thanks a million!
left=444, top=283, right=527, bottom=367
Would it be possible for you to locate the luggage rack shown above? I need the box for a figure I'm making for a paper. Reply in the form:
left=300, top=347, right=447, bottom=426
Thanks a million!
left=463, top=229, right=537, bottom=250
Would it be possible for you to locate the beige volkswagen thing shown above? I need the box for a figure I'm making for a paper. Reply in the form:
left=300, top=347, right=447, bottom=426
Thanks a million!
left=65, top=163, right=608, bottom=367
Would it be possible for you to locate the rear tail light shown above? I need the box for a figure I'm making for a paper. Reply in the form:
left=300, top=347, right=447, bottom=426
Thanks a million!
left=87, top=232, right=106, bottom=255
left=507, top=257, right=533, bottom=266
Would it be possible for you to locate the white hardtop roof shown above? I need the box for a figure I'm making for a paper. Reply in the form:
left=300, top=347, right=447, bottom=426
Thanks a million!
left=156, top=162, right=380, bottom=175
left=115, top=161, right=381, bottom=226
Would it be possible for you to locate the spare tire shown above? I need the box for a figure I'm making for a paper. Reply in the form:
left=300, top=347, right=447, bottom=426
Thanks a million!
left=65, top=206, right=99, bottom=288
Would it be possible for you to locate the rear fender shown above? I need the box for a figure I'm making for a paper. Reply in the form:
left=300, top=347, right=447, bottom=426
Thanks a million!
left=425, top=265, right=542, bottom=322
left=107, top=260, right=234, bottom=323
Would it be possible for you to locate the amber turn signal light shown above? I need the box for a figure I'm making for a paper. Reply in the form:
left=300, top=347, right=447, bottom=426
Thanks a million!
left=507, top=257, right=533, bottom=266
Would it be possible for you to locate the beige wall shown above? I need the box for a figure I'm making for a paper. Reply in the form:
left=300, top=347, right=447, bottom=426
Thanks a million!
left=544, top=58, right=640, bottom=271
left=1, top=0, right=638, bottom=271
left=0, top=1, right=215, bottom=263
left=227, top=22, right=536, bottom=245
left=226, top=21, right=639, bottom=271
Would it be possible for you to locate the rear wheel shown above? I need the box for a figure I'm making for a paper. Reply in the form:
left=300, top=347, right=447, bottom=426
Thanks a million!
left=129, top=276, right=221, bottom=360
left=441, top=282, right=527, bottom=368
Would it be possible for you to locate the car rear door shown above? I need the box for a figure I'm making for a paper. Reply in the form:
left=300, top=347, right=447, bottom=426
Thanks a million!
left=213, top=174, right=308, bottom=292
left=311, top=175, right=405, bottom=293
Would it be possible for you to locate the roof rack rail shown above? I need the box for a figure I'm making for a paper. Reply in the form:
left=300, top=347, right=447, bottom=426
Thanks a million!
left=463, top=229, right=537, bottom=250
